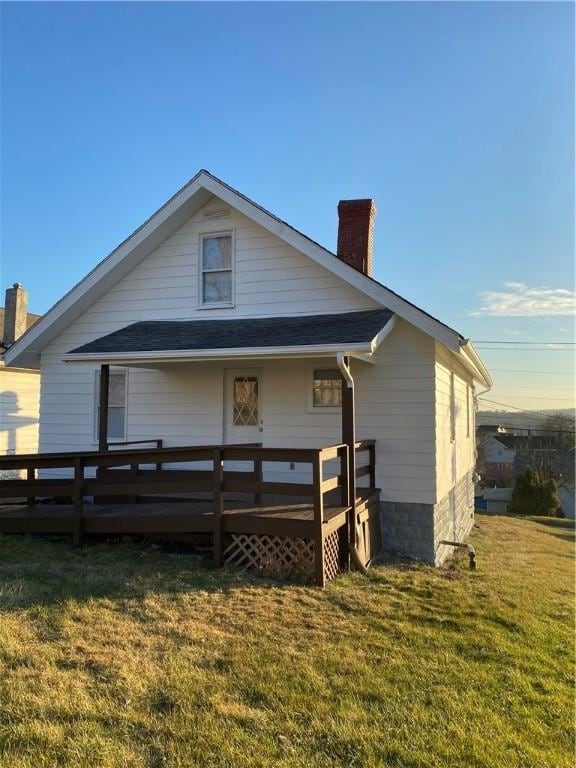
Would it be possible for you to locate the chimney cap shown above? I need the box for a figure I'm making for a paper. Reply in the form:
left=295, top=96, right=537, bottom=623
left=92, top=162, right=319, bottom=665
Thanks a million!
left=338, top=199, right=377, bottom=214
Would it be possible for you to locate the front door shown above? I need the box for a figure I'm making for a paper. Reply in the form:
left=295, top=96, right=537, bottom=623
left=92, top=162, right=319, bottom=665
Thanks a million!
left=224, top=369, right=263, bottom=444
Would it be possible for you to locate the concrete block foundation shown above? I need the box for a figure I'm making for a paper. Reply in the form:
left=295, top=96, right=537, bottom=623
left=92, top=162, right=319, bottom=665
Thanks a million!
left=381, top=471, right=475, bottom=566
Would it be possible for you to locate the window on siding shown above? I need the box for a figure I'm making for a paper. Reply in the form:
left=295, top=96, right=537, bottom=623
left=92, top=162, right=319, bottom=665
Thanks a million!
left=450, top=372, right=456, bottom=442
left=313, top=369, right=342, bottom=407
left=95, top=369, right=127, bottom=441
left=201, top=234, right=233, bottom=305
left=466, top=385, right=471, bottom=438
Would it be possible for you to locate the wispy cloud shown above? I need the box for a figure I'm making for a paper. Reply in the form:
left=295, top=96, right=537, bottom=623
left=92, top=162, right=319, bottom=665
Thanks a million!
left=469, top=283, right=576, bottom=317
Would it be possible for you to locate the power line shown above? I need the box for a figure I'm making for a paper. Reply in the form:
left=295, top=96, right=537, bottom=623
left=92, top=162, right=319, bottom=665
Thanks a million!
left=473, top=340, right=576, bottom=345
left=476, top=347, right=575, bottom=352
left=478, top=397, right=575, bottom=420
left=484, top=396, right=575, bottom=401
left=490, top=385, right=575, bottom=390
left=488, top=369, right=574, bottom=374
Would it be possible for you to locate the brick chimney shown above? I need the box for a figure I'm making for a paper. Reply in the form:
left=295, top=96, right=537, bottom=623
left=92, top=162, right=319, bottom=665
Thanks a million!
left=3, top=283, right=28, bottom=347
left=336, top=199, right=377, bottom=276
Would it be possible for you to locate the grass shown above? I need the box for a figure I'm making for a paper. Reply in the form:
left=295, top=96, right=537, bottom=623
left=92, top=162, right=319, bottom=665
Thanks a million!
left=0, top=515, right=573, bottom=768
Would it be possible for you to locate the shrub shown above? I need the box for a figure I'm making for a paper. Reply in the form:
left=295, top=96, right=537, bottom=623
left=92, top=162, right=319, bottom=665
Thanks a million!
left=508, top=466, right=562, bottom=517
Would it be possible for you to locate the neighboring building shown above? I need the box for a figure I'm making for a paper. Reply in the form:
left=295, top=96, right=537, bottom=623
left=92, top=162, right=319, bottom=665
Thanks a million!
left=482, top=435, right=516, bottom=485
left=0, top=284, right=41, bottom=467
left=3, top=170, right=492, bottom=565
left=481, top=432, right=566, bottom=486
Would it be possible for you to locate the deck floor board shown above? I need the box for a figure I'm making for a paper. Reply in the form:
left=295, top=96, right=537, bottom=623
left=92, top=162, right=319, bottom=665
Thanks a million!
left=0, top=498, right=354, bottom=537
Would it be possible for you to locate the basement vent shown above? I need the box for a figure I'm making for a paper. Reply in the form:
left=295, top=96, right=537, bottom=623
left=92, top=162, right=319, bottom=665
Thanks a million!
left=203, top=209, right=231, bottom=221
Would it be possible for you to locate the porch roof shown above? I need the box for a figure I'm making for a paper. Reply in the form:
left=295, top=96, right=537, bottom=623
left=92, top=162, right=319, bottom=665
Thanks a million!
left=63, top=309, right=394, bottom=364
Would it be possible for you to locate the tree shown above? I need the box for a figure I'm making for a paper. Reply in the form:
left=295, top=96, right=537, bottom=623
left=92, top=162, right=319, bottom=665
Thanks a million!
left=508, top=466, right=563, bottom=517
left=541, top=414, right=576, bottom=452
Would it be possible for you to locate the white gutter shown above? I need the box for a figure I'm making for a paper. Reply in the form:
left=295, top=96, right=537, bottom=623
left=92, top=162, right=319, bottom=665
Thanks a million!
left=369, top=315, right=397, bottom=354
left=459, top=339, right=493, bottom=389
left=62, top=342, right=374, bottom=366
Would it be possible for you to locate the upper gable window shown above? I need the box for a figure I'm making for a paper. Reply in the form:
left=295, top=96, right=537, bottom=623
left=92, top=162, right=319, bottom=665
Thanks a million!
left=200, top=233, right=234, bottom=306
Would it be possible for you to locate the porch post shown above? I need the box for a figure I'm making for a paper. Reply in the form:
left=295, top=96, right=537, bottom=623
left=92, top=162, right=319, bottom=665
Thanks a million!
left=341, top=358, right=357, bottom=549
left=98, top=364, right=110, bottom=452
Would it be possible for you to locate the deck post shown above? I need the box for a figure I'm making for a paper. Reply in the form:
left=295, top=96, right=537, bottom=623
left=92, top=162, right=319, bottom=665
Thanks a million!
left=98, top=364, right=110, bottom=453
left=368, top=442, right=376, bottom=489
left=212, top=448, right=224, bottom=567
left=312, top=452, right=325, bottom=587
left=253, top=458, right=263, bottom=504
left=338, top=444, right=351, bottom=571
left=73, top=457, right=84, bottom=547
left=341, top=359, right=357, bottom=551
left=26, top=466, right=35, bottom=506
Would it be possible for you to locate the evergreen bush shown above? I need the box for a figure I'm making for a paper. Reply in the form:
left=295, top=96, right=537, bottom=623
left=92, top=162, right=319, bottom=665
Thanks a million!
left=508, top=466, right=562, bottom=517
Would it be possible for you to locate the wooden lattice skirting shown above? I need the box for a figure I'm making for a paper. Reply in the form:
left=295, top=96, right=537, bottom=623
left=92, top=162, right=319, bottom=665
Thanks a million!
left=223, top=533, right=316, bottom=582
left=223, top=530, right=349, bottom=584
left=323, top=527, right=348, bottom=582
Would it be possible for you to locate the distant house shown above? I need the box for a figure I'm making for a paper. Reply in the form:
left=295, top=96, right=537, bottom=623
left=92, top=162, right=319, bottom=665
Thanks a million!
left=483, top=435, right=516, bottom=485
left=482, top=433, right=561, bottom=486
left=0, top=284, right=41, bottom=468
left=3, top=170, right=492, bottom=565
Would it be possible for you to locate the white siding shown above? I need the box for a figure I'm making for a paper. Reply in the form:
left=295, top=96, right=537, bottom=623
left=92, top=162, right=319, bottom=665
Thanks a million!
left=0, top=364, right=40, bottom=462
left=38, top=196, right=377, bottom=454
left=35, top=196, right=444, bottom=507
left=356, top=319, right=437, bottom=505
left=434, top=342, right=475, bottom=501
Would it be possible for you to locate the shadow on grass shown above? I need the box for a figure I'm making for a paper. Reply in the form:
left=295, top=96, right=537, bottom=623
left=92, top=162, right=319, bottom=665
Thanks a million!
left=0, top=534, right=287, bottom=612
left=544, top=530, right=576, bottom=544
left=526, top=516, right=575, bottom=529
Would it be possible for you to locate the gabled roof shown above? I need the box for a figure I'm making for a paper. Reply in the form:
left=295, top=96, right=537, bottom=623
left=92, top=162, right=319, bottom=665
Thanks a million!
left=3, top=170, right=491, bottom=386
left=64, top=309, right=394, bottom=363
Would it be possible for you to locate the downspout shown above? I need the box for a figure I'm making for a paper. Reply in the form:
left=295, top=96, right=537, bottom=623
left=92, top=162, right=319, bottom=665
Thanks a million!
left=336, top=351, right=354, bottom=389
left=336, top=352, right=369, bottom=576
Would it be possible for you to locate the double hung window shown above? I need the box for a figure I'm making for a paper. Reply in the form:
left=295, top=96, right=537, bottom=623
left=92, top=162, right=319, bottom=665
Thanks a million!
left=200, top=234, right=233, bottom=305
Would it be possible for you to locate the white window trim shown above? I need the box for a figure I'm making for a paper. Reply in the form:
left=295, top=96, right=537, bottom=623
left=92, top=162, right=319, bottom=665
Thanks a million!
left=92, top=367, right=128, bottom=443
left=306, top=364, right=342, bottom=414
left=197, top=229, right=235, bottom=309
left=466, top=384, right=471, bottom=438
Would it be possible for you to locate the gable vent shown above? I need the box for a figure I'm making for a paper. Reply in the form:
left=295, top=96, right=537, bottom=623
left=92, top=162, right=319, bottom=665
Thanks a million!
left=202, top=208, right=230, bottom=221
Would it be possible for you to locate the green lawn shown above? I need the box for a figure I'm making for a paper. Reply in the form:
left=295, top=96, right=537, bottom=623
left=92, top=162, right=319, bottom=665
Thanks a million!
left=0, top=514, right=573, bottom=768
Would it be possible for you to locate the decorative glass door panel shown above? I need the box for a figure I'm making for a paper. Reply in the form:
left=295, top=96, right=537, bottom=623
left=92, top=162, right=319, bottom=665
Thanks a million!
left=224, top=369, right=262, bottom=444
left=233, top=377, right=258, bottom=426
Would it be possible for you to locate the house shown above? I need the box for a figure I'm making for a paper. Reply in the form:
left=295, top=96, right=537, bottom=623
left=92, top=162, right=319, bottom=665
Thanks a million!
left=482, top=435, right=516, bottom=485
left=482, top=433, right=562, bottom=486
left=3, top=170, right=492, bottom=566
left=0, top=284, right=41, bottom=472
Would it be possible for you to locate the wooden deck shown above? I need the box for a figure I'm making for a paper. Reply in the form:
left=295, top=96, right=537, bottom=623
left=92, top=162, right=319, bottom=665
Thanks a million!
left=0, top=498, right=351, bottom=538
left=0, top=441, right=380, bottom=586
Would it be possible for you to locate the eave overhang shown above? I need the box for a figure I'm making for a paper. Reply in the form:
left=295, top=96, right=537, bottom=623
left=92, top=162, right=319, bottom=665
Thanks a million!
left=62, top=342, right=377, bottom=367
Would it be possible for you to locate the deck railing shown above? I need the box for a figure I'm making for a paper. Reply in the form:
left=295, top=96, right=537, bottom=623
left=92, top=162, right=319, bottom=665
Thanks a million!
left=0, top=441, right=376, bottom=583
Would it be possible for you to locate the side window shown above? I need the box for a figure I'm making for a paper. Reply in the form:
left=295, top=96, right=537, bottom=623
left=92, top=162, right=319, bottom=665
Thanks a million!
left=200, top=233, right=233, bottom=306
left=95, top=369, right=127, bottom=441
left=313, top=369, right=342, bottom=408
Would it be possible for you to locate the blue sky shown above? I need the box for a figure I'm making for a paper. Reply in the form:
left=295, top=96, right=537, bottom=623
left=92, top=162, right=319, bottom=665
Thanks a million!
left=1, top=1, right=574, bottom=413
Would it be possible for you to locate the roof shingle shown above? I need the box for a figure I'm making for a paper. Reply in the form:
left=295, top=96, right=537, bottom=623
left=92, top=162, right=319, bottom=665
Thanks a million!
left=68, top=309, right=394, bottom=355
